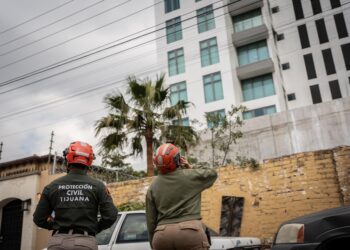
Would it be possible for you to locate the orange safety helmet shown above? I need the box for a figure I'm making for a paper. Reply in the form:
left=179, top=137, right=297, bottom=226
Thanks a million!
left=153, top=143, right=180, bottom=174
left=63, top=141, right=95, bottom=167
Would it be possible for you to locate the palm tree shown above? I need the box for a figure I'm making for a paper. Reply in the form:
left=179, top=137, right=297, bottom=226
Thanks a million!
left=95, top=74, right=198, bottom=176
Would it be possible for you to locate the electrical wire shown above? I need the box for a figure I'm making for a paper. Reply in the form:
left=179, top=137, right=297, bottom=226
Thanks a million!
left=0, top=0, right=74, bottom=35
left=0, top=0, right=164, bottom=72
left=0, top=0, right=244, bottom=90
left=0, top=0, right=132, bottom=57
left=0, top=0, right=106, bottom=48
left=1, top=0, right=348, bottom=86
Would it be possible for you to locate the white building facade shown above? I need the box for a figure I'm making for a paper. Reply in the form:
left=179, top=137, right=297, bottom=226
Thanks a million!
left=154, top=0, right=350, bottom=126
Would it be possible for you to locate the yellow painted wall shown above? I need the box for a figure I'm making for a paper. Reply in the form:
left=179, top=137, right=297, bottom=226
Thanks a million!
left=108, top=146, right=350, bottom=242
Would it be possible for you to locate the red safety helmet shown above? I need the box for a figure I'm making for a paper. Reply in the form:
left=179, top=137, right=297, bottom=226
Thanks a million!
left=153, top=143, right=180, bottom=174
left=63, top=141, right=95, bottom=167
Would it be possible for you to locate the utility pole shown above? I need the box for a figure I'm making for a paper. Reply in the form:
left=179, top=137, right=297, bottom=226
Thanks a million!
left=48, top=131, right=54, bottom=164
left=0, top=142, right=3, bottom=161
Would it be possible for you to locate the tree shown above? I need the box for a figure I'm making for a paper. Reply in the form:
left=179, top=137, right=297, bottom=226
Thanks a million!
left=205, top=105, right=245, bottom=167
left=95, top=74, right=198, bottom=176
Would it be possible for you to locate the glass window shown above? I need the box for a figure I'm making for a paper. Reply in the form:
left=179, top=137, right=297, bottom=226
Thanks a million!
left=243, top=105, right=276, bottom=120
left=173, top=117, right=190, bottom=126
left=341, top=43, right=350, bottom=70
left=298, top=24, right=310, bottom=49
left=166, top=17, right=182, bottom=44
left=203, top=72, right=224, bottom=103
left=292, top=0, right=304, bottom=20
left=206, top=109, right=225, bottom=128
left=241, top=74, right=275, bottom=101
left=116, top=214, right=148, bottom=243
left=310, top=85, right=322, bottom=104
left=197, top=5, right=215, bottom=33
left=233, top=9, right=263, bottom=33
left=334, top=13, right=349, bottom=39
left=96, top=215, right=120, bottom=245
left=237, top=40, right=269, bottom=66
left=168, top=48, right=185, bottom=76
left=329, top=80, right=342, bottom=99
left=170, top=81, right=188, bottom=105
left=200, top=37, right=219, bottom=67
left=303, top=53, right=317, bottom=79
left=164, top=0, right=180, bottom=13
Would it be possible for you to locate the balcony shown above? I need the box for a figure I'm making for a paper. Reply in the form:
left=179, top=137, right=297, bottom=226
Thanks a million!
left=232, top=24, right=269, bottom=47
left=236, top=58, right=274, bottom=80
left=228, top=0, right=264, bottom=16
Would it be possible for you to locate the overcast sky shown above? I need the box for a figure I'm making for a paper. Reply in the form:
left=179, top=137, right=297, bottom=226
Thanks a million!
left=0, top=0, right=163, bottom=170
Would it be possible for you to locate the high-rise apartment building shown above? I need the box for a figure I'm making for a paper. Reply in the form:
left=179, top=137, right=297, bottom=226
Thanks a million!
left=154, top=0, right=350, bottom=127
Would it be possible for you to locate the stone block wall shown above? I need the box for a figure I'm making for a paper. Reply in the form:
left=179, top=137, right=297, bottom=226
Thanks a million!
left=108, top=146, right=350, bottom=242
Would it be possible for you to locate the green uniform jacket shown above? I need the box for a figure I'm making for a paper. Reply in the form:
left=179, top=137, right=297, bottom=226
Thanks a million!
left=146, top=168, right=218, bottom=247
left=33, top=169, right=118, bottom=234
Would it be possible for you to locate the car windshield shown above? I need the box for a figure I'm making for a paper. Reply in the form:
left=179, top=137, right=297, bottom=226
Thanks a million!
left=96, top=215, right=121, bottom=245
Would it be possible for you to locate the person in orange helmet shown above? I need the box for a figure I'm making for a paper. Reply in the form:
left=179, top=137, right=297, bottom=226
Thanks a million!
left=33, top=141, right=118, bottom=250
left=146, top=143, right=218, bottom=250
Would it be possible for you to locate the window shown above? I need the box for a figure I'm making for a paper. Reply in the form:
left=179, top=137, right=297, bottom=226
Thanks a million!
left=166, top=17, right=182, bottom=44
left=164, top=0, right=180, bottom=13
left=282, top=63, right=290, bottom=70
left=200, top=37, right=219, bottom=67
left=206, top=109, right=225, bottom=128
left=276, top=33, right=285, bottom=41
left=310, top=85, right=322, bottom=104
left=303, top=54, right=317, bottom=79
left=203, top=72, right=224, bottom=103
left=334, top=13, right=348, bottom=39
left=168, top=48, right=185, bottom=76
left=329, top=80, right=342, bottom=99
left=315, top=19, right=329, bottom=44
left=96, top=216, right=120, bottom=245
left=330, top=0, right=341, bottom=9
left=287, top=93, right=296, bottom=101
left=298, top=24, right=310, bottom=49
left=241, top=74, right=275, bottom=101
left=311, top=0, right=322, bottom=15
left=197, top=5, right=215, bottom=33
left=173, top=118, right=190, bottom=126
left=271, top=6, right=279, bottom=14
left=243, top=105, right=276, bottom=120
left=237, top=40, right=269, bottom=66
left=233, top=9, right=263, bottom=33
left=170, top=81, right=187, bottom=105
left=341, top=43, right=350, bottom=70
left=292, top=0, right=304, bottom=20
left=322, top=49, right=336, bottom=75
left=195, top=0, right=202, bottom=2
left=116, top=214, right=148, bottom=243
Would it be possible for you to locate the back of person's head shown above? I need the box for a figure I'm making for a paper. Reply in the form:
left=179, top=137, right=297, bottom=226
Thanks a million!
left=153, top=143, right=180, bottom=175
left=63, top=141, right=95, bottom=170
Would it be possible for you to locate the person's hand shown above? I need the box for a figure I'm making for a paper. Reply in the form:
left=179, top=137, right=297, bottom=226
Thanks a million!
left=180, top=156, right=192, bottom=169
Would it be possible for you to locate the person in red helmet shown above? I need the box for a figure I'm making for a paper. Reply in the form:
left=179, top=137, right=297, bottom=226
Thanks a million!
left=33, top=141, right=118, bottom=250
left=146, top=143, right=218, bottom=250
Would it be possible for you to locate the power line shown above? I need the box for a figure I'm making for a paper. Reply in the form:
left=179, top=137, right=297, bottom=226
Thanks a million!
left=0, top=0, right=163, bottom=72
left=0, top=0, right=106, bottom=48
left=0, top=0, right=239, bottom=90
left=0, top=0, right=74, bottom=35
left=1, top=0, right=346, bottom=87
left=0, top=0, right=131, bottom=57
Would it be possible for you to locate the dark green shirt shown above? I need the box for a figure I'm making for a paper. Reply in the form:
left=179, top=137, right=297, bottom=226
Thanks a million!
left=146, top=168, right=217, bottom=246
left=33, top=169, right=118, bottom=234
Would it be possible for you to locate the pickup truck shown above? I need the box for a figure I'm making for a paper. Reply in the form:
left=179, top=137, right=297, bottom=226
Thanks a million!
left=96, top=210, right=262, bottom=250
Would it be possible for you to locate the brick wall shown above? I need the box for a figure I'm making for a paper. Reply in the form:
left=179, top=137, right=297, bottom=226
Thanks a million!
left=108, top=146, right=350, bottom=242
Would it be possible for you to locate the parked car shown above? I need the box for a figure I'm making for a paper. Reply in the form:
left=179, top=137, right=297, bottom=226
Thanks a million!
left=271, top=205, right=350, bottom=250
left=96, top=210, right=261, bottom=250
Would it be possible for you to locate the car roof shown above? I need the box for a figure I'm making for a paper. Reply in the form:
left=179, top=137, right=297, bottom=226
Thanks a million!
left=279, top=205, right=350, bottom=242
